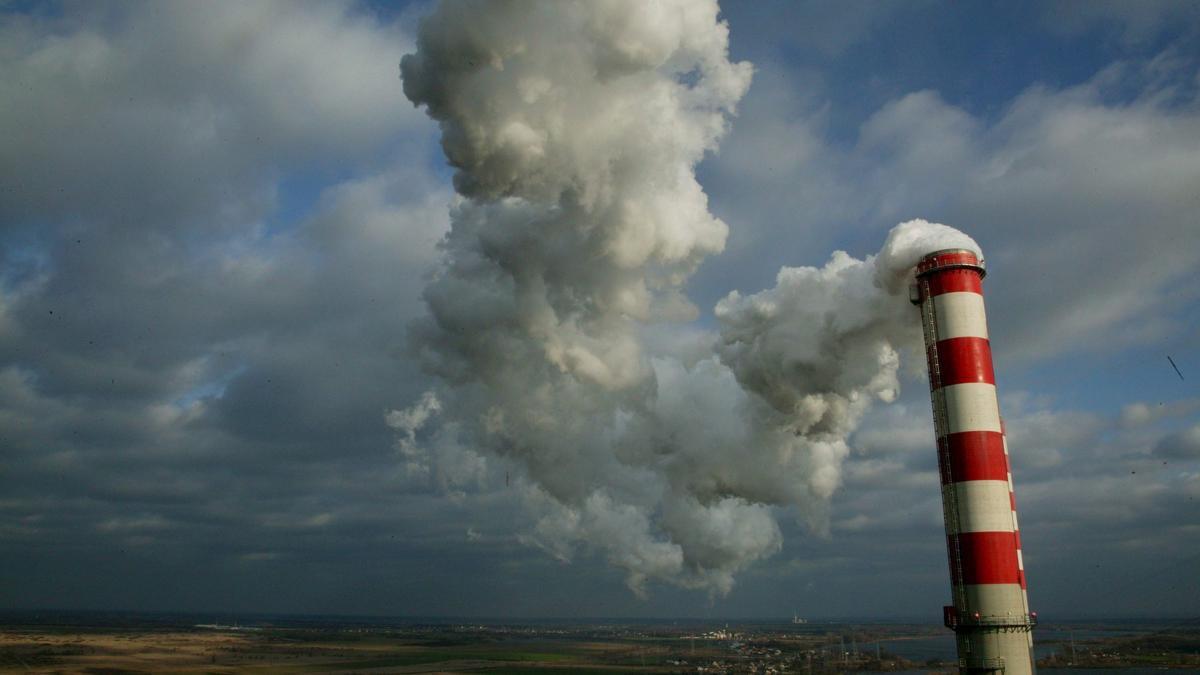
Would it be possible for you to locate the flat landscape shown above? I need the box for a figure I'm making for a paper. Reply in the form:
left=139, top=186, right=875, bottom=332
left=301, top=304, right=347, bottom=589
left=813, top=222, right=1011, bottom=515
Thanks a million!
left=0, top=629, right=615, bottom=674
left=2, top=614, right=1198, bottom=674
left=0, top=616, right=935, bottom=674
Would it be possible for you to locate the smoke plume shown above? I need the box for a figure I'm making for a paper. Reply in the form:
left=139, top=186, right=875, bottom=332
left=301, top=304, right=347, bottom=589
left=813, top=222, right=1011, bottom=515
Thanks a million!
left=394, top=0, right=982, bottom=595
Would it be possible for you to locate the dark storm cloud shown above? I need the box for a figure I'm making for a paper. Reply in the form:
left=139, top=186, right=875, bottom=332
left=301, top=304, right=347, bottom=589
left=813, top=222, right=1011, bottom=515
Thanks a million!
left=0, top=1, right=470, bottom=612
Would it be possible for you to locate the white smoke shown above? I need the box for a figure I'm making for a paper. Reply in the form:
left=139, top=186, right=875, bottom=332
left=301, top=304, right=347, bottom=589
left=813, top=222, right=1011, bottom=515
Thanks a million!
left=394, top=0, right=982, bottom=595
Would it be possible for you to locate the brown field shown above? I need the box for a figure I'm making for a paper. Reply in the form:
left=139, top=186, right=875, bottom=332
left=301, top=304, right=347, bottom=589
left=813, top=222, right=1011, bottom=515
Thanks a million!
left=0, top=628, right=683, bottom=674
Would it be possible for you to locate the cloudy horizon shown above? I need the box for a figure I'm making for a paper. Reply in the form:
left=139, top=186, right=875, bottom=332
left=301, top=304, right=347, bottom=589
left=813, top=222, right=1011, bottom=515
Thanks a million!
left=2, top=0, right=1198, bottom=619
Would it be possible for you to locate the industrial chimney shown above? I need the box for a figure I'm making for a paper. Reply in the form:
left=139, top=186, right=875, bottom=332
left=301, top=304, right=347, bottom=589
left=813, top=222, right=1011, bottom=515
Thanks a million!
left=911, top=249, right=1036, bottom=674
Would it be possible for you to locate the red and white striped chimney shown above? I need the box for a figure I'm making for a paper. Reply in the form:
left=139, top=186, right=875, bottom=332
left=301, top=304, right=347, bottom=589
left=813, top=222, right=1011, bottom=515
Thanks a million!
left=912, top=249, right=1036, bottom=674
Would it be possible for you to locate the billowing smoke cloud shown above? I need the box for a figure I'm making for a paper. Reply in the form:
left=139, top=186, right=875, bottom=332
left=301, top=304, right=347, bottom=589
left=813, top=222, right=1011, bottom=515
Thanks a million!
left=393, top=0, right=982, bottom=595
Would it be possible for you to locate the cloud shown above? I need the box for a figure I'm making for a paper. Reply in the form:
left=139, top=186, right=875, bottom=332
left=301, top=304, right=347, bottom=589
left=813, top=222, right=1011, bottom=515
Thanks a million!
left=824, top=381, right=1200, bottom=615
left=0, top=1, right=425, bottom=229
left=1121, top=398, right=1200, bottom=428
left=1154, top=424, right=1200, bottom=459
left=0, top=1, right=457, bottom=611
left=699, top=47, right=1200, bottom=367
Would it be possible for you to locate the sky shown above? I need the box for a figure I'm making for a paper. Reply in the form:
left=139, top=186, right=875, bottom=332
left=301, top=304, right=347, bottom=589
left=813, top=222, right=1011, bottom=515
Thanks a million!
left=1, top=0, right=1199, bottom=620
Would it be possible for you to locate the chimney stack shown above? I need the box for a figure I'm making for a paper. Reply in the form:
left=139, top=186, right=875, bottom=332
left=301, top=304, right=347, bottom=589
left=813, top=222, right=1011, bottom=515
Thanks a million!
left=912, top=249, right=1036, bottom=674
